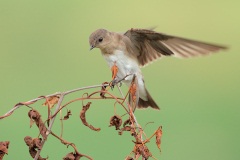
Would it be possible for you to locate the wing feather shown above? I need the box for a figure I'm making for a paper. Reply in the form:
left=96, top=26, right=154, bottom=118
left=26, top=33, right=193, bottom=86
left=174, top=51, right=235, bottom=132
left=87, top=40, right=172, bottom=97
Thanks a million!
left=124, top=28, right=227, bottom=66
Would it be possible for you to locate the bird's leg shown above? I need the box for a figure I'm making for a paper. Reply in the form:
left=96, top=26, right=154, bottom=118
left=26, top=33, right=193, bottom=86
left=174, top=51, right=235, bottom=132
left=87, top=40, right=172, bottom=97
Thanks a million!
left=109, top=74, right=132, bottom=90
left=109, top=78, right=118, bottom=90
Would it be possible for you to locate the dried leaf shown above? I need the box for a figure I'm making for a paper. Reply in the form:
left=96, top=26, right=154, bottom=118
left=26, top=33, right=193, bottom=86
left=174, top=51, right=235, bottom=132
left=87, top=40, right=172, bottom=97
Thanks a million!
left=28, top=109, right=48, bottom=140
left=24, top=136, right=43, bottom=150
left=32, top=138, right=43, bottom=150
left=30, top=118, right=35, bottom=128
left=63, top=110, right=72, bottom=120
left=24, top=136, right=33, bottom=147
left=80, top=102, right=100, bottom=131
left=156, top=126, right=163, bottom=150
left=118, top=126, right=132, bottom=135
left=129, top=82, right=137, bottom=102
left=141, top=145, right=152, bottom=159
left=109, top=115, right=122, bottom=130
left=0, top=141, right=9, bottom=156
left=63, top=152, right=75, bottom=160
left=42, top=95, right=60, bottom=109
left=123, top=118, right=132, bottom=127
left=111, top=61, right=118, bottom=80
left=133, top=144, right=152, bottom=160
left=129, top=75, right=139, bottom=109
left=125, top=156, right=134, bottom=160
left=28, top=109, right=41, bottom=120
left=63, top=152, right=82, bottom=160
left=24, top=136, right=47, bottom=160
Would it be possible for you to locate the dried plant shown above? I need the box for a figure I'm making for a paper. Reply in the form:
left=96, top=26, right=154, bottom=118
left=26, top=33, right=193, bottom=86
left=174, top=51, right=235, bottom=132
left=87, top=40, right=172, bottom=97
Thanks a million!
left=0, top=64, right=162, bottom=160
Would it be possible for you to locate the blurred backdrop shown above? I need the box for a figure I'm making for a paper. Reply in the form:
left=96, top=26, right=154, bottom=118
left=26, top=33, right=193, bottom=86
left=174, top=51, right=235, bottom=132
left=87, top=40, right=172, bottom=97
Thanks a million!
left=0, top=0, right=239, bottom=159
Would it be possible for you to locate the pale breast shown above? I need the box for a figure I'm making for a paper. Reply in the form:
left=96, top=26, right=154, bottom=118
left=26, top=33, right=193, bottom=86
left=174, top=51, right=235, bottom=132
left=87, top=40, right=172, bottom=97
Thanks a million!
left=103, top=50, right=141, bottom=84
left=103, top=50, right=147, bottom=100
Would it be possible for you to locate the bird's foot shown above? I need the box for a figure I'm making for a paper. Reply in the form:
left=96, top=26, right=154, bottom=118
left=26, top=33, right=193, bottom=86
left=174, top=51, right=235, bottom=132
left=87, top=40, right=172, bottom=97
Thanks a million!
left=109, top=79, right=118, bottom=90
left=109, top=74, right=133, bottom=90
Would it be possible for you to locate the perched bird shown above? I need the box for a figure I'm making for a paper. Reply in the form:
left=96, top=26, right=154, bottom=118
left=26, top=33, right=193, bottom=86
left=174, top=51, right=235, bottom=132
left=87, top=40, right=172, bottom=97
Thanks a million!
left=89, top=28, right=226, bottom=110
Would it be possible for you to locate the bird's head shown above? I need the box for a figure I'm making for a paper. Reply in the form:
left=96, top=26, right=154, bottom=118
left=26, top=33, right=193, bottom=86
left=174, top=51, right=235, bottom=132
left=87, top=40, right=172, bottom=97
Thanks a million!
left=89, top=29, right=111, bottom=50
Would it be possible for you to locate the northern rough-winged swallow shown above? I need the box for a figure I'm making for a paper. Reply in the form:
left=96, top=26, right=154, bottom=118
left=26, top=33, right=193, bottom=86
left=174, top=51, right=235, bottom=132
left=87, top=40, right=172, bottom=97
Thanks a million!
left=89, top=28, right=226, bottom=110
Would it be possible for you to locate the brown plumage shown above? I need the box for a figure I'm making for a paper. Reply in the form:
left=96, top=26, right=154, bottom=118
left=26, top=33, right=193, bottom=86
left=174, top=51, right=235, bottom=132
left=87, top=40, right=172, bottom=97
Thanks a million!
left=89, top=28, right=227, bottom=110
left=124, top=28, right=227, bottom=66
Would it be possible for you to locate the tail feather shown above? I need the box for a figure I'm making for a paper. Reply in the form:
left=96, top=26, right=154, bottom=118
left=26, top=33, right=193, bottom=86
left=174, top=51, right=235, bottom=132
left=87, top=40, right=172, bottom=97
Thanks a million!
left=138, top=89, right=159, bottom=110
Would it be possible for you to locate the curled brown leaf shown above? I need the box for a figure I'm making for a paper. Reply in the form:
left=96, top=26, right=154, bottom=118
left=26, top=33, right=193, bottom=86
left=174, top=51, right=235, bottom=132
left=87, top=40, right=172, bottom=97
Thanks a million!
left=63, top=110, right=72, bottom=120
left=109, top=115, right=122, bottom=130
left=24, top=136, right=43, bottom=150
left=80, top=102, right=100, bottom=131
left=24, top=136, right=47, bottom=160
left=28, top=109, right=48, bottom=140
left=156, top=126, right=163, bottom=151
left=24, top=136, right=33, bottom=147
left=63, top=152, right=82, bottom=160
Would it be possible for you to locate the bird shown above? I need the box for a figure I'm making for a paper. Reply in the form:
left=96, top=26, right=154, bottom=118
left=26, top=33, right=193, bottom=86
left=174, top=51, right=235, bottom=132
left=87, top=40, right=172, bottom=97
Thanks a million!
left=89, top=28, right=226, bottom=110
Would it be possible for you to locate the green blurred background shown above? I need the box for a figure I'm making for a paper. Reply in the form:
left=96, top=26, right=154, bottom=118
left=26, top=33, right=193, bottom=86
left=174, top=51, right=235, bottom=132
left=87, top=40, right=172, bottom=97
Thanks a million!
left=0, top=0, right=239, bottom=159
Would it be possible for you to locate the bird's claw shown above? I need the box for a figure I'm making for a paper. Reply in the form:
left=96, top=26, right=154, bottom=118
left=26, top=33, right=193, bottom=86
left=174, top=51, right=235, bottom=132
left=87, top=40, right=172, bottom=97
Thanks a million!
left=109, top=79, right=118, bottom=90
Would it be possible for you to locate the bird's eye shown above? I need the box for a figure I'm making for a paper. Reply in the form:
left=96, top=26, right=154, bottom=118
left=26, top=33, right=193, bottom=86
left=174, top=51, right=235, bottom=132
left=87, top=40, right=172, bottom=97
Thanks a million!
left=98, top=37, right=103, bottom=42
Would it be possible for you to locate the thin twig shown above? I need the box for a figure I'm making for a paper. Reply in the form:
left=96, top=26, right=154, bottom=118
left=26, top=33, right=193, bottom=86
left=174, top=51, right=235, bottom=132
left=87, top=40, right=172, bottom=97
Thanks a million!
left=50, top=90, right=128, bottom=119
left=0, top=84, right=109, bottom=120
left=117, top=85, right=141, bottom=128
left=50, top=132, right=93, bottom=160
left=60, top=109, right=64, bottom=138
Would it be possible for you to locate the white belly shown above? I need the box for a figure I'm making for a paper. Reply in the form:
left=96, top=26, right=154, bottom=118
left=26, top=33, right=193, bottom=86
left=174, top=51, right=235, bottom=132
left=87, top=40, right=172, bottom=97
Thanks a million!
left=103, top=50, right=140, bottom=83
left=102, top=50, right=148, bottom=100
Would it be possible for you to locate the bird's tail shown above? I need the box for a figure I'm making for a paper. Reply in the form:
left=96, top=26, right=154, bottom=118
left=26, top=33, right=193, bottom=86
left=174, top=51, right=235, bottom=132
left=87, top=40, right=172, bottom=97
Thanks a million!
left=137, top=89, right=159, bottom=110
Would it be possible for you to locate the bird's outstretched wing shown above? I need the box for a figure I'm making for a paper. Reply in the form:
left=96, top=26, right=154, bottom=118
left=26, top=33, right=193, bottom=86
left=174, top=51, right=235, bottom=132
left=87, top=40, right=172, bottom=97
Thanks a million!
left=124, top=28, right=227, bottom=66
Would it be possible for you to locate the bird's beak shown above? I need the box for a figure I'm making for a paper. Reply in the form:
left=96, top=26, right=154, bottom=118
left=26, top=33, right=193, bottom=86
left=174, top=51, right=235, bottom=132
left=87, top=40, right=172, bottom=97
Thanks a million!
left=90, top=45, right=95, bottom=50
